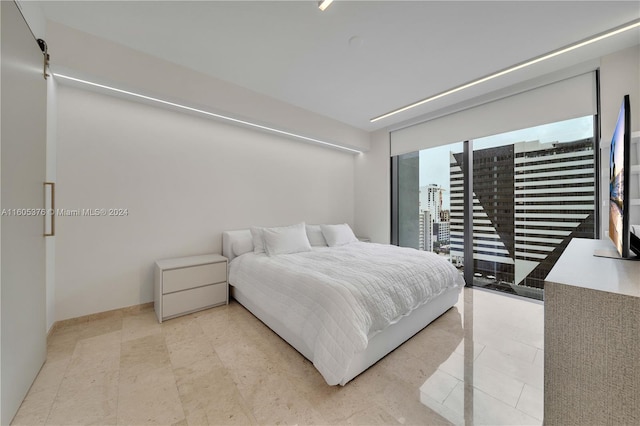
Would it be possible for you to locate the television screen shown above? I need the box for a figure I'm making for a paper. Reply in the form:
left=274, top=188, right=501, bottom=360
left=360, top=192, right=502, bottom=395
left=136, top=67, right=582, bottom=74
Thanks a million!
left=608, top=95, right=631, bottom=257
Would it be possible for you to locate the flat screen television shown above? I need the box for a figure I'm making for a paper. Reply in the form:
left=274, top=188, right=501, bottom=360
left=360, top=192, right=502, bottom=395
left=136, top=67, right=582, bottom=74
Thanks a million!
left=606, top=94, right=640, bottom=259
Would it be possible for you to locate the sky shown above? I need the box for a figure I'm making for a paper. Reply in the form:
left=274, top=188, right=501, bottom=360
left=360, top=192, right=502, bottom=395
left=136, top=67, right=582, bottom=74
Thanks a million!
left=419, top=115, right=595, bottom=209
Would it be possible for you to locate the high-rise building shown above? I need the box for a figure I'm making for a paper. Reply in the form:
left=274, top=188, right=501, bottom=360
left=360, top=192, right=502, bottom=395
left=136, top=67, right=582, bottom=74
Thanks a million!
left=419, top=185, right=445, bottom=252
left=419, top=184, right=444, bottom=223
left=436, top=221, right=450, bottom=244
left=419, top=211, right=425, bottom=250
left=419, top=210, right=433, bottom=251
left=449, top=139, right=595, bottom=293
left=513, top=139, right=595, bottom=288
left=450, top=145, right=515, bottom=282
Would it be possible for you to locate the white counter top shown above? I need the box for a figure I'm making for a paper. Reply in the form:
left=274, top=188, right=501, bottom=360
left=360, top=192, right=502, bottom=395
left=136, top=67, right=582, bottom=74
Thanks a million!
left=155, top=254, right=227, bottom=270
left=545, top=238, right=640, bottom=297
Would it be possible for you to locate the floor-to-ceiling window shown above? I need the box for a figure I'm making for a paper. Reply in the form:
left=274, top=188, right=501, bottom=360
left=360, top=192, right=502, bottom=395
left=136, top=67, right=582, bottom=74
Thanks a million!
left=392, top=114, right=597, bottom=300
left=397, top=142, right=464, bottom=257
left=469, top=116, right=596, bottom=299
left=390, top=72, right=598, bottom=299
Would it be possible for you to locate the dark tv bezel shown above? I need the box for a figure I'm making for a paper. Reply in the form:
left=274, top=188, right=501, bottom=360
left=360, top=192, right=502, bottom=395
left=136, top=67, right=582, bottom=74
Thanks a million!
left=608, top=94, right=634, bottom=258
left=631, top=230, right=640, bottom=257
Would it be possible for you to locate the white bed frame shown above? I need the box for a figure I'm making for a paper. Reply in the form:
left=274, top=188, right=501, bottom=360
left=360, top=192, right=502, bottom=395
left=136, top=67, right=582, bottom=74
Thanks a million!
left=222, top=230, right=460, bottom=386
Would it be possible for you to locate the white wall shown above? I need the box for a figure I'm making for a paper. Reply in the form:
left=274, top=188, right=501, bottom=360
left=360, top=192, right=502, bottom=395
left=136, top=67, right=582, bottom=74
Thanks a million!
left=55, top=85, right=355, bottom=321
left=599, top=45, right=640, bottom=232
left=600, top=45, right=640, bottom=137
left=354, top=129, right=390, bottom=244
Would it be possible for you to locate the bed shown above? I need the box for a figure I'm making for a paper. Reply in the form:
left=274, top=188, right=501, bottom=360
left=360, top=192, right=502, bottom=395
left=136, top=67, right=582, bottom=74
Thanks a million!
left=222, top=224, right=464, bottom=386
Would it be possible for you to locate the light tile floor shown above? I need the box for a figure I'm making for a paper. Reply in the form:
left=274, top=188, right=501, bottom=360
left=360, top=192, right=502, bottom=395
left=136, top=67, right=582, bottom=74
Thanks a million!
left=12, top=287, right=543, bottom=425
left=419, top=289, right=544, bottom=425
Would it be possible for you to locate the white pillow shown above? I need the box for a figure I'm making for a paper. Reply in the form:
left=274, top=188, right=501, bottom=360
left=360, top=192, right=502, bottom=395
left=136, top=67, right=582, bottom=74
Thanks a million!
left=250, top=226, right=266, bottom=254
left=306, top=224, right=328, bottom=247
left=320, top=223, right=358, bottom=247
left=262, top=223, right=312, bottom=256
left=232, top=238, right=253, bottom=257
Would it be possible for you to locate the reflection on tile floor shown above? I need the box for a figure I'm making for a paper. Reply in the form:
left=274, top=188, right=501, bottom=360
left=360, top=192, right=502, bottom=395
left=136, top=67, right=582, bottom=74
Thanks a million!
left=12, top=288, right=543, bottom=425
left=419, top=288, right=544, bottom=425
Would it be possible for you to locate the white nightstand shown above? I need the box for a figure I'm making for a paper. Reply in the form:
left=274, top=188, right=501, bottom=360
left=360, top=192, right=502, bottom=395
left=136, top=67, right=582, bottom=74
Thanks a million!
left=154, top=254, right=228, bottom=323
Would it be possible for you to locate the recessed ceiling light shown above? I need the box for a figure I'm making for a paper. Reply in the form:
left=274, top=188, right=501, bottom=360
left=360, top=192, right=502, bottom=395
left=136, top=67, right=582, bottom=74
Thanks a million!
left=370, top=19, right=640, bottom=123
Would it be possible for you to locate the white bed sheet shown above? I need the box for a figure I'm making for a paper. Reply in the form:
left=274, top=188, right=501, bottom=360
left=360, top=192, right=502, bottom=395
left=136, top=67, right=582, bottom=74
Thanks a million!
left=229, top=242, right=464, bottom=385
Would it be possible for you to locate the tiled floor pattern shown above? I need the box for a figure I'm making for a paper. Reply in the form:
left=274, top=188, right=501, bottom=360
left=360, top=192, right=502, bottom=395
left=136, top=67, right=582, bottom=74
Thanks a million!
left=419, top=289, right=544, bottom=425
left=12, top=288, right=543, bottom=425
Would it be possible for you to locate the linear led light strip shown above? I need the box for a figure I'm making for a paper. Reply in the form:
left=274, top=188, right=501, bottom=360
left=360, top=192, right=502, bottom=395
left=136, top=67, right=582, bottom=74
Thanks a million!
left=54, top=73, right=363, bottom=154
left=371, top=19, right=640, bottom=123
left=318, top=0, right=334, bottom=12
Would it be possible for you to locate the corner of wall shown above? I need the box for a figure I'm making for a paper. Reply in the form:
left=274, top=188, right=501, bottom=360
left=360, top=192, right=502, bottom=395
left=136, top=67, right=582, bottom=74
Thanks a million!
left=355, top=129, right=391, bottom=244
left=598, top=44, right=640, bottom=237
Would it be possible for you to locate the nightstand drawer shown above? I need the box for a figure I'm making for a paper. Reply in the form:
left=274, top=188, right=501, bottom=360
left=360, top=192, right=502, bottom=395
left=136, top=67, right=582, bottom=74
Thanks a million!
left=162, top=282, right=226, bottom=318
left=162, top=262, right=226, bottom=294
left=155, top=253, right=228, bottom=323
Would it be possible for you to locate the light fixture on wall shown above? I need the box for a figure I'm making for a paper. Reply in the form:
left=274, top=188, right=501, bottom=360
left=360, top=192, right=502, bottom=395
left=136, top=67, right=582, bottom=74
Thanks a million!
left=318, top=0, right=334, bottom=12
left=53, top=73, right=363, bottom=154
left=370, top=18, right=640, bottom=123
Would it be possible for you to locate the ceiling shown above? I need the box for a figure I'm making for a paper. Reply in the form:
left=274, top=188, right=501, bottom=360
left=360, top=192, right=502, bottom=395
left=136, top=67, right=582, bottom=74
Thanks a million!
left=35, top=1, right=640, bottom=131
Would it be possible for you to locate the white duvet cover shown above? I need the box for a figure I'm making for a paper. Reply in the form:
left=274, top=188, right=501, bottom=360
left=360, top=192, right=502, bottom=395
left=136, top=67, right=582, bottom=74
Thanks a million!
left=229, top=242, right=464, bottom=385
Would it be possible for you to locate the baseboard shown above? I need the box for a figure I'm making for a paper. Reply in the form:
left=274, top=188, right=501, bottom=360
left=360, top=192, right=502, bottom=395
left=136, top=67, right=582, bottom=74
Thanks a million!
left=47, top=302, right=154, bottom=340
